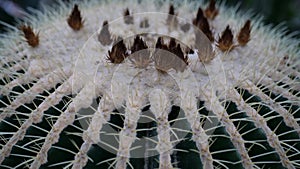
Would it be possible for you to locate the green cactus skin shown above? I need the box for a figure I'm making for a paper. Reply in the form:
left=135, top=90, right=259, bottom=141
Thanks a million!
left=0, top=0, right=299, bottom=169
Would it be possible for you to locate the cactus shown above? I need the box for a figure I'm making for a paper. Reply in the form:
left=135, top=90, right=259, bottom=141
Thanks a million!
left=0, top=0, right=299, bottom=169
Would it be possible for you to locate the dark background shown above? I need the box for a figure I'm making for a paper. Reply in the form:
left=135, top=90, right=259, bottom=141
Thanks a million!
left=226, top=0, right=300, bottom=37
left=0, top=0, right=300, bottom=37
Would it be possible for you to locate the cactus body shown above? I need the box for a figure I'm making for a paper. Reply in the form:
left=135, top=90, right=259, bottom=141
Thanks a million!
left=0, top=0, right=299, bottom=169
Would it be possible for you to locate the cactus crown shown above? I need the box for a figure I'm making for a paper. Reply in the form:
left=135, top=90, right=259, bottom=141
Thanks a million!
left=0, top=0, right=299, bottom=169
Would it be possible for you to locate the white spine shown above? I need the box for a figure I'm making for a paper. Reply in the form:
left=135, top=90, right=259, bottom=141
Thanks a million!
left=149, top=89, right=173, bottom=169
left=0, top=76, right=73, bottom=164
left=30, top=82, right=95, bottom=168
left=260, top=76, right=299, bottom=104
left=202, top=89, right=253, bottom=169
left=1, top=68, right=71, bottom=121
left=241, top=80, right=300, bottom=136
left=180, top=90, right=214, bottom=169
left=227, top=89, right=295, bottom=169
left=72, top=94, right=115, bottom=169
left=115, top=90, right=143, bottom=169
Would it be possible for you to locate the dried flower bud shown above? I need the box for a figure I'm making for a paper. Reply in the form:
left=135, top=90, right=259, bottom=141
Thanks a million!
left=20, top=25, right=39, bottom=47
left=193, top=6, right=214, bottom=42
left=197, top=17, right=214, bottom=42
left=237, top=20, right=251, bottom=46
left=204, top=0, right=218, bottom=19
left=217, top=25, right=235, bottom=52
left=67, top=4, right=83, bottom=31
left=193, top=7, right=204, bottom=26
left=107, top=38, right=128, bottom=64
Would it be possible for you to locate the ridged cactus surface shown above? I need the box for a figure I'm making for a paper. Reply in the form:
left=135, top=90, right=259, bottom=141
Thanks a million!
left=0, top=0, right=299, bottom=169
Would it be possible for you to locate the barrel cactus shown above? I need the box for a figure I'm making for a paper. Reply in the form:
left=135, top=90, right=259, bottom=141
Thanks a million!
left=0, top=0, right=299, bottom=169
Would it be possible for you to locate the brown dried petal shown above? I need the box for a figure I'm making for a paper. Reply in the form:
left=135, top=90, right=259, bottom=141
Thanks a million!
left=107, top=38, right=128, bottom=64
left=20, top=25, right=39, bottom=47
left=217, top=25, right=234, bottom=52
left=237, top=20, right=251, bottom=46
left=67, top=4, right=83, bottom=31
left=197, top=17, right=214, bottom=42
left=204, top=0, right=218, bottom=20
left=193, top=7, right=204, bottom=26
left=193, top=6, right=214, bottom=42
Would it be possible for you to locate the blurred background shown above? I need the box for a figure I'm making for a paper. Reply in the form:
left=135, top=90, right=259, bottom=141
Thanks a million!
left=0, top=0, right=300, bottom=37
left=226, top=0, right=300, bottom=38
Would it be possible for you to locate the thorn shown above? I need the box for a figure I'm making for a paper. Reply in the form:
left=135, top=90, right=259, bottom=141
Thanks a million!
left=237, top=20, right=251, bottom=46
left=124, top=8, right=134, bottom=24
left=98, top=20, right=113, bottom=46
left=20, top=25, right=39, bottom=47
left=67, top=4, right=83, bottom=31
left=107, top=38, right=128, bottom=64
left=205, top=0, right=218, bottom=20
left=217, top=25, right=235, bottom=52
